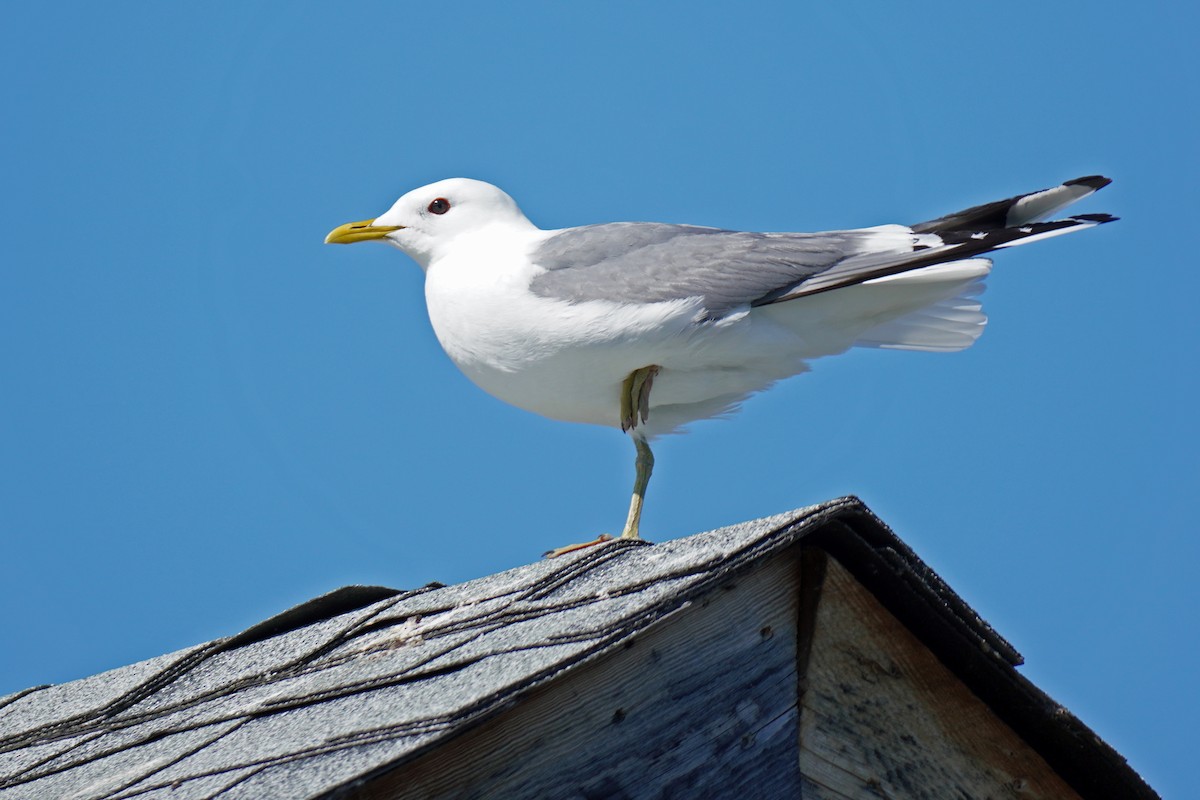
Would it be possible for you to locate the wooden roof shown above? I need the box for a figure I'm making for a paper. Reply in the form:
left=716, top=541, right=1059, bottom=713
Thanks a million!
left=0, top=498, right=1157, bottom=799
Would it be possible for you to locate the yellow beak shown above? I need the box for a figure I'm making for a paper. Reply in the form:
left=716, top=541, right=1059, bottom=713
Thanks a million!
left=324, top=218, right=403, bottom=244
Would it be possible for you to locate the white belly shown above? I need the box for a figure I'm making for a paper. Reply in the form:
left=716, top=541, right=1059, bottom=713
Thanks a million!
left=423, top=262, right=816, bottom=435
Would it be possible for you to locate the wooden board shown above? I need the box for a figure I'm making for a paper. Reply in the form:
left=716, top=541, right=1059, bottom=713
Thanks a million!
left=799, top=553, right=1083, bottom=800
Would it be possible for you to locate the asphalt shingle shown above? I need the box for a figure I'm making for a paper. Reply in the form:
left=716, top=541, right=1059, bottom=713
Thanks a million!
left=0, top=498, right=1155, bottom=800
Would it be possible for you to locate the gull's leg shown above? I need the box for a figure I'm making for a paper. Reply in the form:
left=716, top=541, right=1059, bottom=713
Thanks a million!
left=544, top=364, right=661, bottom=558
left=545, top=434, right=655, bottom=556
left=619, top=364, right=660, bottom=539
left=619, top=434, right=654, bottom=540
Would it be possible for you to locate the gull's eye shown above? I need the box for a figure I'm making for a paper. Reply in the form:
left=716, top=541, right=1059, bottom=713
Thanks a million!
left=427, top=198, right=451, bottom=215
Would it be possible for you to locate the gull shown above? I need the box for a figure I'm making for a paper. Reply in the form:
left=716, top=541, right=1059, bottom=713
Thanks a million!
left=326, top=176, right=1114, bottom=553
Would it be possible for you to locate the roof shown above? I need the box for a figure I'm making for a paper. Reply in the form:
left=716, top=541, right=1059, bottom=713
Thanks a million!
left=0, top=497, right=1156, bottom=800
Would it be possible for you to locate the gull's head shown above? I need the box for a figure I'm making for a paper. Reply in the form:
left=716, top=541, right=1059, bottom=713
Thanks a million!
left=325, top=178, right=533, bottom=268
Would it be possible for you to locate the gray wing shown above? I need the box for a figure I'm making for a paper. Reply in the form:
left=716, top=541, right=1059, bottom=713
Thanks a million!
left=529, top=223, right=889, bottom=320
left=528, top=203, right=1114, bottom=321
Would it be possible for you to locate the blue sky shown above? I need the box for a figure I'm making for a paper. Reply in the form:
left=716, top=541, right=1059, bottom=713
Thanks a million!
left=2, top=1, right=1195, bottom=794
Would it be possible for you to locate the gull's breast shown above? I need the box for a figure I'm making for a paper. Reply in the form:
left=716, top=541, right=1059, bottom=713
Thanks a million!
left=424, top=260, right=703, bottom=427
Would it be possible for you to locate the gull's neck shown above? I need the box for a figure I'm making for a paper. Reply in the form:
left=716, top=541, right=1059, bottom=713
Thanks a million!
left=415, top=218, right=544, bottom=273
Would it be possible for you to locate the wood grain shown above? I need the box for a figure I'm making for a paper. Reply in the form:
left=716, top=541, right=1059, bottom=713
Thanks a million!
left=799, top=557, right=1082, bottom=800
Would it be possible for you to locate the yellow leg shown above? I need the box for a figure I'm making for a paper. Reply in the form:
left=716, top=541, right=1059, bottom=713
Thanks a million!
left=545, top=434, right=655, bottom=555
left=620, top=435, right=655, bottom=540
left=544, top=365, right=661, bottom=557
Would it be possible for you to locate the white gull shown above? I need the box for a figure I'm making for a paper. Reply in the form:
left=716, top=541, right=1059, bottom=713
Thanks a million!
left=326, top=176, right=1115, bottom=551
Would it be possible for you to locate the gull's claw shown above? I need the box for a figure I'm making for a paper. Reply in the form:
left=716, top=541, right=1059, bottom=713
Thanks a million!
left=543, top=534, right=614, bottom=559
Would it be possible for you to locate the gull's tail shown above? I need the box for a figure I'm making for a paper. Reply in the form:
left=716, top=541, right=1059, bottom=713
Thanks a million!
left=763, top=176, right=1116, bottom=303
left=763, top=175, right=1116, bottom=354
left=911, top=175, right=1114, bottom=234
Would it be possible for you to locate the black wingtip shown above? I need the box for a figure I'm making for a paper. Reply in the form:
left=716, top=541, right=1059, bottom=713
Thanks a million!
left=1064, top=175, right=1112, bottom=191
left=1074, top=212, right=1119, bottom=224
